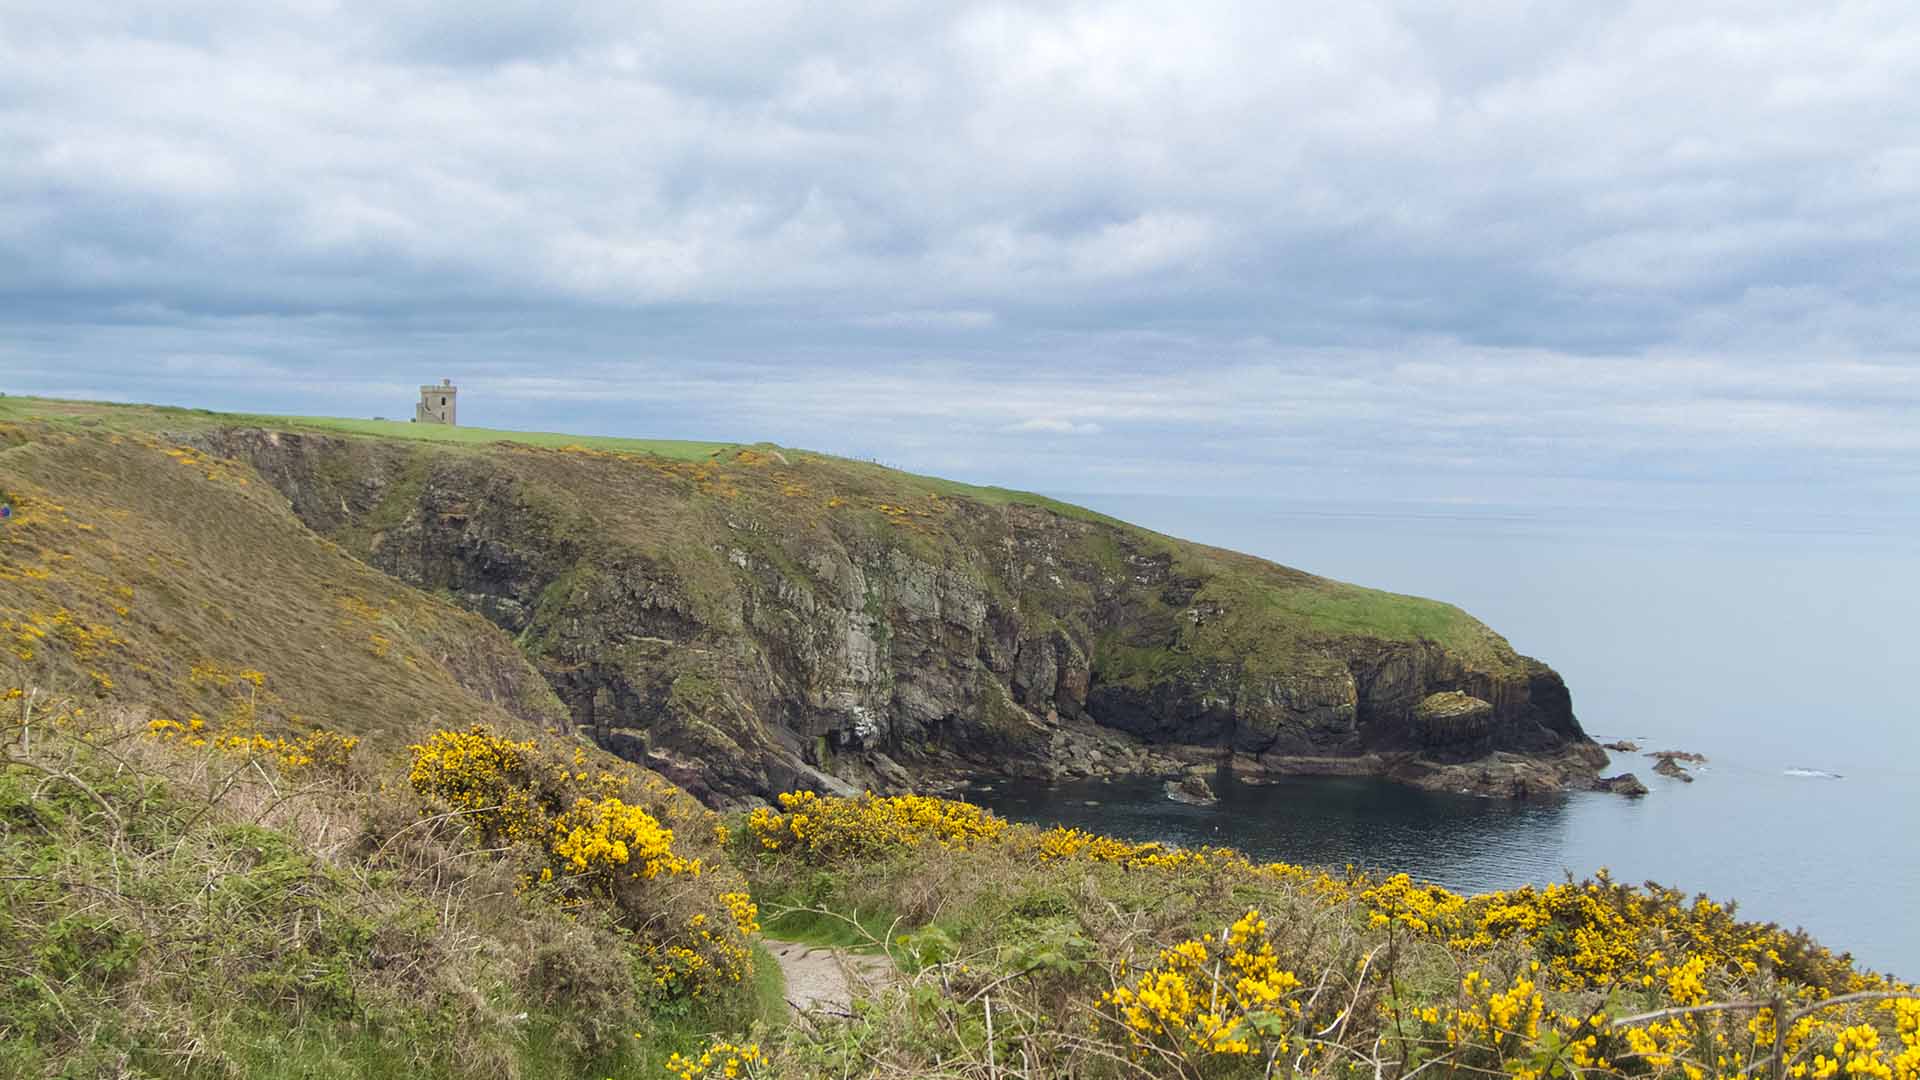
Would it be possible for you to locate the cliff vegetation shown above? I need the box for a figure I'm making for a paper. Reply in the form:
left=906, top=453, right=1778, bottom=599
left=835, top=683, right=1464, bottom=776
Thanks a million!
left=5, top=396, right=1602, bottom=804
left=0, top=396, right=1913, bottom=1079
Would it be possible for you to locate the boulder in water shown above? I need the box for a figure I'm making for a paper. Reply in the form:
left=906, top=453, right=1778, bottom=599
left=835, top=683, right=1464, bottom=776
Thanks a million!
left=1650, top=755, right=1695, bottom=783
left=1597, top=773, right=1649, bottom=796
left=1165, top=772, right=1218, bottom=806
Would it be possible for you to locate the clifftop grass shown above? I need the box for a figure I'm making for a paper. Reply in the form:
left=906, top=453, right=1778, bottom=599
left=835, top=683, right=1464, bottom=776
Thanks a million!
left=0, top=395, right=733, bottom=462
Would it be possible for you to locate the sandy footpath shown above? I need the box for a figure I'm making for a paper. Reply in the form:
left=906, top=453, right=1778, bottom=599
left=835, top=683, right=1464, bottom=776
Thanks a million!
left=766, top=940, right=894, bottom=1017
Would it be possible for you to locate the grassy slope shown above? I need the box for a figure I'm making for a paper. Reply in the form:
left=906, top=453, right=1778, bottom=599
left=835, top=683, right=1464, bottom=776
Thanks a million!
left=3, top=397, right=1910, bottom=1080
left=0, top=394, right=1520, bottom=679
left=0, top=395, right=732, bottom=462
left=0, top=699, right=779, bottom=1080
left=723, top=800, right=1905, bottom=1080
left=0, top=411, right=565, bottom=743
left=0, top=402, right=781, bottom=1076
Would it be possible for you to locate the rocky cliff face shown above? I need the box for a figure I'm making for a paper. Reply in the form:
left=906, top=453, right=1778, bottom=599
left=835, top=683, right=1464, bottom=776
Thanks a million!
left=195, top=428, right=1605, bottom=805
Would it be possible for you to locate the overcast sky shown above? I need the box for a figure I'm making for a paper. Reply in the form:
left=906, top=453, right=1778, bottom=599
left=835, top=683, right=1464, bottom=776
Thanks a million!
left=2, top=1, right=1916, bottom=511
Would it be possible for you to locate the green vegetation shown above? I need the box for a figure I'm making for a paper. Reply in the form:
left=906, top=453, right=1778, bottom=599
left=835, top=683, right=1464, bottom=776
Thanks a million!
left=0, top=394, right=1505, bottom=670
left=718, top=793, right=1916, bottom=1080
left=1, top=394, right=1915, bottom=1079
left=253, top=414, right=736, bottom=462
left=0, top=695, right=780, bottom=1079
left=0, top=409, right=565, bottom=746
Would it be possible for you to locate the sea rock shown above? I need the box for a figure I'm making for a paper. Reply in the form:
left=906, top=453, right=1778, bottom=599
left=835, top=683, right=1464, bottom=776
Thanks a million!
left=1648, top=749, right=1707, bottom=763
left=1597, top=773, right=1649, bottom=796
left=1389, top=746, right=1606, bottom=799
left=1651, top=755, right=1695, bottom=782
left=1165, top=772, right=1219, bottom=806
left=1603, top=740, right=1640, bottom=752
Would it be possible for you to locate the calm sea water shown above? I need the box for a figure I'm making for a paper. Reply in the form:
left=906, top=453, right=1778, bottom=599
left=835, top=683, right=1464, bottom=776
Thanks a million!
left=971, top=496, right=1920, bottom=980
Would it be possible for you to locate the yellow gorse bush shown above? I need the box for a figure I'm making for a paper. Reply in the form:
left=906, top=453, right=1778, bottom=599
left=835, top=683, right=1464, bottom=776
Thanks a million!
left=550, top=795, right=699, bottom=880
left=406, top=724, right=755, bottom=999
left=720, top=891, right=760, bottom=936
left=1102, top=909, right=1305, bottom=1061
left=407, top=724, right=541, bottom=841
left=146, top=713, right=358, bottom=776
left=742, top=792, right=1918, bottom=1080
left=746, top=790, right=1007, bottom=859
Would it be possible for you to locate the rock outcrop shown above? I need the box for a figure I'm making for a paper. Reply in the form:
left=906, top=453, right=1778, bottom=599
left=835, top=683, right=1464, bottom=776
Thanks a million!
left=1414, top=691, right=1496, bottom=751
left=1651, top=755, right=1697, bottom=782
left=1165, top=770, right=1219, bottom=806
left=1597, top=773, right=1650, bottom=796
left=194, top=428, right=1608, bottom=806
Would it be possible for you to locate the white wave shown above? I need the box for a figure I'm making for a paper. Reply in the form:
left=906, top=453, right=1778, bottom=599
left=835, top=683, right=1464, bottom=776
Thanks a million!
left=1783, top=768, right=1843, bottom=779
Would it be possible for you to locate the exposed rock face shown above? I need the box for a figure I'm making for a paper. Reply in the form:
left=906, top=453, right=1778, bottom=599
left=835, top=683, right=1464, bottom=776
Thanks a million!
left=195, top=429, right=1607, bottom=806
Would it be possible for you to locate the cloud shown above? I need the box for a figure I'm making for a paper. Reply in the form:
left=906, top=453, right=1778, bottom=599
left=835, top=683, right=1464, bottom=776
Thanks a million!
left=852, top=309, right=998, bottom=330
left=1, top=1, right=1917, bottom=514
left=1003, top=417, right=1104, bottom=436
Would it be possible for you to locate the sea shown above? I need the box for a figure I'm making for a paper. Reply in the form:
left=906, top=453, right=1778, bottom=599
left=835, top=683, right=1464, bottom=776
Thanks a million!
left=969, top=495, right=1920, bottom=980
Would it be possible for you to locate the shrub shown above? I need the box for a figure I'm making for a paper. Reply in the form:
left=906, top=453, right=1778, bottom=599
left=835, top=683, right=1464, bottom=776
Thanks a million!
left=406, top=724, right=540, bottom=840
left=551, top=795, right=699, bottom=882
left=1100, top=909, right=1305, bottom=1061
left=746, top=790, right=1007, bottom=860
left=406, top=724, right=756, bottom=999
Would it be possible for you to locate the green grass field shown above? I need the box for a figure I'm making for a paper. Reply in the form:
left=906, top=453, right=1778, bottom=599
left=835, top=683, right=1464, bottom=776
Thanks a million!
left=0, top=395, right=736, bottom=462
left=0, top=393, right=1130, bottom=525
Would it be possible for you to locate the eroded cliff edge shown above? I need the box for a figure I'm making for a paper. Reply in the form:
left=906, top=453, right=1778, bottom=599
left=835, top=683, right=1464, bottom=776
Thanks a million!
left=197, top=429, right=1607, bottom=806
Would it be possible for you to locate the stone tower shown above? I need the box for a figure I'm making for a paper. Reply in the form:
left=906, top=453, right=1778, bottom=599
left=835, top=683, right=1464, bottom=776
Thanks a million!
left=415, top=378, right=457, bottom=425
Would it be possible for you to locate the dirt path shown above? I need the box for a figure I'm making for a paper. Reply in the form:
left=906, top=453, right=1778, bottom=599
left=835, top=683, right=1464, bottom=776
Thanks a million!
left=766, top=940, right=894, bottom=1017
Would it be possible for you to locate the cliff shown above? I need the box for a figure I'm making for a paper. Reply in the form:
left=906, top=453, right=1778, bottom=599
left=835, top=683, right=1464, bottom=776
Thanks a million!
left=183, top=423, right=1604, bottom=804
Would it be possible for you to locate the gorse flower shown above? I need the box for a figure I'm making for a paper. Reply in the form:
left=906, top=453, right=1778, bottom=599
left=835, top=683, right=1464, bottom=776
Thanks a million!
left=406, top=725, right=754, bottom=998
left=1101, top=909, right=1304, bottom=1059
left=747, top=790, right=1007, bottom=859
left=146, top=711, right=357, bottom=775
left=550, top=795, right=697, bottom=879
left=740, top=791, right=1919, bottom=1080
left=407, top=724, right=540, bottom=841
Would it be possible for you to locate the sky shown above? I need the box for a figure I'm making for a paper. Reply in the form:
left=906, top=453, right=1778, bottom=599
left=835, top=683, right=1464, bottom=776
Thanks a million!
left=2, top=1, right=1917, bottom=512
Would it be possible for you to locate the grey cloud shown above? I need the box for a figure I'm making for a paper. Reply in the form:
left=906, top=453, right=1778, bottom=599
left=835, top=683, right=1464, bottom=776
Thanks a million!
left=1, top=0, right=1917, bottom=513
